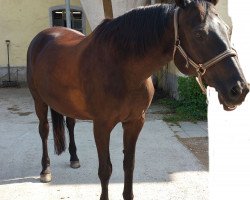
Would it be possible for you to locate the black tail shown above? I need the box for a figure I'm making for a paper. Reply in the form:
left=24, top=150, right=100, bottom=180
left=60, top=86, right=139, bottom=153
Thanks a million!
left=50, top=108, right=66, bottom=155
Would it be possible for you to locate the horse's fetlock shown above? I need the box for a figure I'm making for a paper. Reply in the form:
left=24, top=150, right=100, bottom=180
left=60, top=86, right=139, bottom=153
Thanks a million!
left=41, top=157, right=50, bottom=165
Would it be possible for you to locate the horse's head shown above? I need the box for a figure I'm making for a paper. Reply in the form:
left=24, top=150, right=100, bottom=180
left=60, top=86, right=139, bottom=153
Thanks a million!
left=173, top=0, right=249, bottom=110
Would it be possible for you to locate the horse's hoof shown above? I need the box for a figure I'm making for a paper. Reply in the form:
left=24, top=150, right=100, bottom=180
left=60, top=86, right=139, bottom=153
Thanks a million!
left=70, top=161, right=80, bottom=169
left=40, top=173, right=52, bottom=183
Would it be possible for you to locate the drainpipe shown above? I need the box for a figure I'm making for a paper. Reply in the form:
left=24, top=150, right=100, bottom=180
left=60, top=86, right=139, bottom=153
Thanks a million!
left=65, top=0, right=71, bottom=28
left=5, top=40, right=10, bottom=82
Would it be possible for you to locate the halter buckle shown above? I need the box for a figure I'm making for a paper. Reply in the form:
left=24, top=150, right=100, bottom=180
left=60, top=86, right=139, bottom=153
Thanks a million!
left=197, top=65, right=206, bottom=75
left=175, top=39, right=180, bottom=46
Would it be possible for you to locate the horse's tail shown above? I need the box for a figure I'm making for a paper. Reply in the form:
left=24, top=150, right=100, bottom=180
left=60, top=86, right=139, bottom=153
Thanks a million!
left=50, top=108, right=66, bottom=155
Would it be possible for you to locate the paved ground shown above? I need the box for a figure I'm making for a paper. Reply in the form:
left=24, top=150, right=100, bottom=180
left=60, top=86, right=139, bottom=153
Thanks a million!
left=147, top=104, right=209, bottom=169
left=0, top=88, right=208, bottom=200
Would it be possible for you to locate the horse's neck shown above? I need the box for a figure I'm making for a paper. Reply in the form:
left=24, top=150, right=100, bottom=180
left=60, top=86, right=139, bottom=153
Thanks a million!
left=125, top=14, right=175, bottom=87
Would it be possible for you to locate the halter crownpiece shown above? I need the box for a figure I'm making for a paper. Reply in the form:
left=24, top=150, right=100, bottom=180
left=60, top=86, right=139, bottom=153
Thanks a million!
left=173, top=8, right=238, bottom=94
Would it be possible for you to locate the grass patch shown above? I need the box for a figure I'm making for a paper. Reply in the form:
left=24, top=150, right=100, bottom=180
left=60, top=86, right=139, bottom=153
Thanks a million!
left=158, top=77, right=207, bottom=123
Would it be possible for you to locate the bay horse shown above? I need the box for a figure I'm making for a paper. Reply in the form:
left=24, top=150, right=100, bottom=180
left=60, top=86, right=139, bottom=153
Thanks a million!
left=27, top=0, right=249, bottom=199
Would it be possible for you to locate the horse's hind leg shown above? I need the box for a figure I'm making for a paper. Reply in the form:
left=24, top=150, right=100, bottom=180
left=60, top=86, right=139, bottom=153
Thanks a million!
left=93, top=120, right=116, bottom=200
left=66, top=117, right=80, bottom=168
left=33, top=97, right=51, bottom=182
left=122, top=116, right=145, bottom=200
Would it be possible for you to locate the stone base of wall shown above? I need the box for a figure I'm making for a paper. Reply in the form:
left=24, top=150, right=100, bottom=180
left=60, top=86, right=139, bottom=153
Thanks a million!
left=161, top=71, right=179, bottom=99
left=154, top=62, right=183, bottom=99
left=0, top=66, right=27, bottom=85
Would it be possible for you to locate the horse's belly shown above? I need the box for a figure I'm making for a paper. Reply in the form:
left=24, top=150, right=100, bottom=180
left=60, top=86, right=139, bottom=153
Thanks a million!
left=38, top=86, right=92, bottom=120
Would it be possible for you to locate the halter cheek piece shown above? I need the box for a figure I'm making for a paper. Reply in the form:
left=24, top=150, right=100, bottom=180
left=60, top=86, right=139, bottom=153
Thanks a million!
left=173, top=8, right=238, bottom=94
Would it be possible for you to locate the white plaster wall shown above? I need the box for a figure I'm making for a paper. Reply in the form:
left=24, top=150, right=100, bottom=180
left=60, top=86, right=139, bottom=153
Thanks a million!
left=216, top=0, right=232, bottom=26
left=80, top=0, right=147, bottom=30
left=209, top=1, right=250, bottom=199
left=80, top=0, right=104, bottom=30
left=112, top=0, right=148, bottom=18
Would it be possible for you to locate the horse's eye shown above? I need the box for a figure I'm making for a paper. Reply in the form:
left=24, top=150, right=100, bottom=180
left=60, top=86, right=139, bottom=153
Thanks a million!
left=194, top=30, right=206, bottom=40
left=195, top=32, right=202, bottom=38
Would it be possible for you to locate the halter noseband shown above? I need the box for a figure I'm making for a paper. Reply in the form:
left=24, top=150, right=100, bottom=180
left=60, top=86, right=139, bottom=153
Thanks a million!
left=173, top=8, right=237, bottom=94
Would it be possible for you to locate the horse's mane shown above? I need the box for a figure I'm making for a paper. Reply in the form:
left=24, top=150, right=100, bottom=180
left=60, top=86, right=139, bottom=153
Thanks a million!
left=92, top=4, right=176, bottom=57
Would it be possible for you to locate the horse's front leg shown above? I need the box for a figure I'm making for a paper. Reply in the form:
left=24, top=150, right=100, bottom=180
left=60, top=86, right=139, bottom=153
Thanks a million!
left=93, top=120, right=116, bottom=200
left=122, top=116, right=145, bottom=200
left=66, top=117, right=80, bottom=168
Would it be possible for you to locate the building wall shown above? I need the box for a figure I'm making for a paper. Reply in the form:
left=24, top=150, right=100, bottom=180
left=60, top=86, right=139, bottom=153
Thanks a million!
left=0, top=0, right=230, bottom=85
left=80, top=0, right=149, bottom=30
left=209, top=1, right=250, bottom=199
left=0, top=0, right=90, bottom=82
left=216, top=0, right=232, bottom=26
left=80, top=0, right=105, bottom=30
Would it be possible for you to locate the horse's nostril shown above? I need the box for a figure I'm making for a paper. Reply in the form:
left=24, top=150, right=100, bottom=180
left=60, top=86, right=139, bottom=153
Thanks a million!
left=230, top=84, right=242, bottom=97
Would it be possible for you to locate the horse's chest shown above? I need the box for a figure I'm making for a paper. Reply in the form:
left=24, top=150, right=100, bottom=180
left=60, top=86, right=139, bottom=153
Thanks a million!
left=119, top=80, right=154, bottom=121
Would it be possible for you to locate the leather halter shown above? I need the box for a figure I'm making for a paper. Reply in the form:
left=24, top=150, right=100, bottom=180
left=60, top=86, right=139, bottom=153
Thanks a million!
left=173, top=8, right=237, bottom=94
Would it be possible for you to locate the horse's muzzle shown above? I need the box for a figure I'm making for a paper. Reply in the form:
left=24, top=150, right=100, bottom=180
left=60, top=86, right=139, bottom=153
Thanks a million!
left=219, top=82, right=249, bottom=111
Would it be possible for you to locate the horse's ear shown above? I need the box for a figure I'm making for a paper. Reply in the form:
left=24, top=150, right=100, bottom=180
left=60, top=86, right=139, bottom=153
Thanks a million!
left=206, top=0, right=219, bottom=5
left=175, top=0, right=192, bottom=9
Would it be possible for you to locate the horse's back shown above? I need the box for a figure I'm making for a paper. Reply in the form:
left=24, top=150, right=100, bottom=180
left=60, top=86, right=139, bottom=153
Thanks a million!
left=27, top=27, right=84, bottom=67
left=27, top=27, right=86, bottom=89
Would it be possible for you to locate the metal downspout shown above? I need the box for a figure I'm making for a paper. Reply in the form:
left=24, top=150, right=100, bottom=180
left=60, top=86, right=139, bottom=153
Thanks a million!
left=65, top=0, right=71, bottom=28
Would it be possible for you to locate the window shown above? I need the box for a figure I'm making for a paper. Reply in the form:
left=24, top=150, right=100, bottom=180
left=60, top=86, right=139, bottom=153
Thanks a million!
left=51, top=7, right=85, bottom=33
